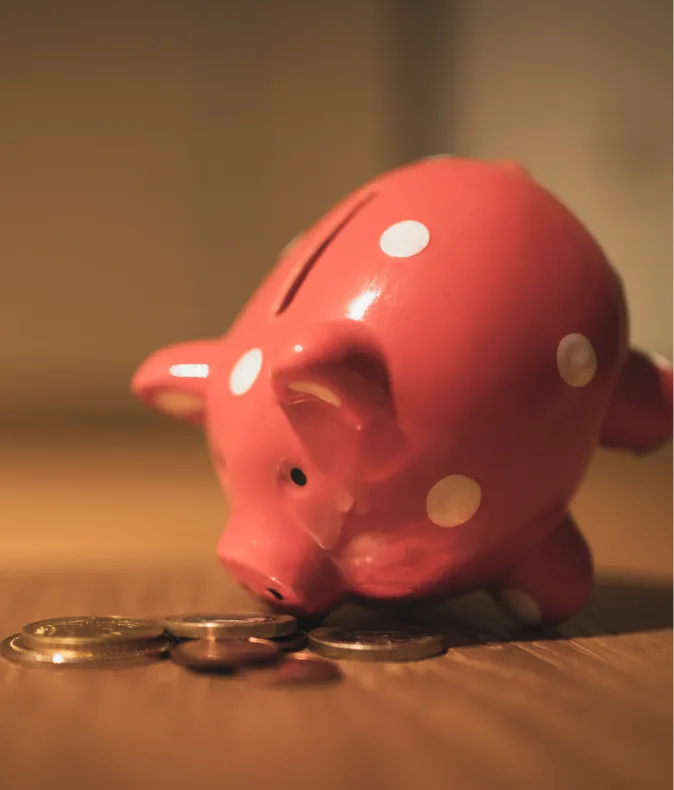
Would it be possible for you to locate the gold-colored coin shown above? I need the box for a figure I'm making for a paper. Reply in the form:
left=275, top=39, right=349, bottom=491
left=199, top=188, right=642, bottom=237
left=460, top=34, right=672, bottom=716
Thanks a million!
left=308, top=626, right=444, bottom=661
left=1, top=634, right=169, bottom=669
left=169, top=637, right=280, bottom=671
left=162, top=612, right=297, bottom=640
left=21, top=616, right=165, bottom=651
left=240, top=653, right=342, bottom=685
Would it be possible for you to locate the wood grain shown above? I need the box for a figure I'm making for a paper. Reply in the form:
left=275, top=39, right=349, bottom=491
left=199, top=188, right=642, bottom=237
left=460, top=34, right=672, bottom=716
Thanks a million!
left=0, top=433, right=671, bottom=790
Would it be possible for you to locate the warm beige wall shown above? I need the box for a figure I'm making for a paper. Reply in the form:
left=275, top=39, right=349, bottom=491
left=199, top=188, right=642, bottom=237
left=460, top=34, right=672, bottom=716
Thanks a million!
left=0, top=1, right=398, bottom=420
left=442, top=0, right=673, bottom=358
left=1, top=1, right=671, bottom=422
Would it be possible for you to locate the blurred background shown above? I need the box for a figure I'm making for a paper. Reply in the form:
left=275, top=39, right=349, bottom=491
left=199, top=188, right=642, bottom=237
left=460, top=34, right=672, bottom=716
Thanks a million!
left=1, top=0, right=671, bottom=575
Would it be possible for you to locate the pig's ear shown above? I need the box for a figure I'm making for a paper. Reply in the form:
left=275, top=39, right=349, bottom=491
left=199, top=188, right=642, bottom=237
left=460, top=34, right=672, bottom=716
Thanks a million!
left=270, top=324, right=393, bottom=431
left=131, top=339, right=216, bottom=424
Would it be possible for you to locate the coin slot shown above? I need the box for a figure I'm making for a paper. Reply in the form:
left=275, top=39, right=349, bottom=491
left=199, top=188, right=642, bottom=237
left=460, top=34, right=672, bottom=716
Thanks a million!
left=267, top=588, right=284, bottom=601
left=274, top=192, right=376, bottom=315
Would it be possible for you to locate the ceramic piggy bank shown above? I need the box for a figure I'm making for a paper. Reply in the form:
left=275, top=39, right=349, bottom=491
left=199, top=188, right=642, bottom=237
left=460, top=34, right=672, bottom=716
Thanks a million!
left=132, top=157, right=672, bottom=624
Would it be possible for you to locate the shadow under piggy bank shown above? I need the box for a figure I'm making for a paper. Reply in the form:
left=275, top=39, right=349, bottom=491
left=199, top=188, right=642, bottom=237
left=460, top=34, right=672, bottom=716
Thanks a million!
left=315, top=573, right=673, bottom=649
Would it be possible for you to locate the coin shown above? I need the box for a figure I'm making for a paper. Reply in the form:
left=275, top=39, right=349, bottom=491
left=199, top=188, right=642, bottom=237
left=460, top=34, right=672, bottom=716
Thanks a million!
left=271, top=631, right=308, bottom=652
left=1, top=634, right=169, bottom=669
left=21, top=616, right=166, bottom=651
left=240, top=653, right=342, bottom=685
left=308, top=626, right=444, bottom=661
left=169, top=637, right=280, bottom=671
left=162, top=612, right=297, bottom=640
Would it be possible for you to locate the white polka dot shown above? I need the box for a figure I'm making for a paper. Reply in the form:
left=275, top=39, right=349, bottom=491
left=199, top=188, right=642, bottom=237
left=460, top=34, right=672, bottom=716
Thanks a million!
left=500, top=589, right=542, bottom=626
left=288, top=381, right=341, bottom=407
left=648, top=351, right=673, bottom=371
left=229, top=348, right=263, bottom=396
left=153, top=391, right=204, bottom=416
left=557, top=334, right=597, bottom=387
left=379, top=220, right=430, bottom=259
left=425, top=475, right=481, bottom=527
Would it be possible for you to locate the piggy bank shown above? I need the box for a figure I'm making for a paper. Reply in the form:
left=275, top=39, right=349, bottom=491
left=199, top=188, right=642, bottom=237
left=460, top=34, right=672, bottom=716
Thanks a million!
left=132, top=157, right=672, bottom=625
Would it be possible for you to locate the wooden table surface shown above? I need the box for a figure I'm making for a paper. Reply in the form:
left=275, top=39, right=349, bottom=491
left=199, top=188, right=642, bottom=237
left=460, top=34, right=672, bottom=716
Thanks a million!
left=0, top=431, right=672, bottom=790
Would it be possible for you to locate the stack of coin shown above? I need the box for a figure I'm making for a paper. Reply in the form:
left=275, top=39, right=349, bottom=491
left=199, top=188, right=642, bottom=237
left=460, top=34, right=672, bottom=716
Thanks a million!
left=1, top=616, right=170, bottom=668
left=0, top=612, right=446, bottom=678
left=163, top=613, right=341, bottom=686
left=162, top=613, right=342, bottom=685
left=162, top=612, right=301, bottom=645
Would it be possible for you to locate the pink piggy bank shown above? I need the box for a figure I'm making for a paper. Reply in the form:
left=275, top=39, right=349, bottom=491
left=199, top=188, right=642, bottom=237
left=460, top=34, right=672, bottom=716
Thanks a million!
left=132, top=157, right=672, bottom=624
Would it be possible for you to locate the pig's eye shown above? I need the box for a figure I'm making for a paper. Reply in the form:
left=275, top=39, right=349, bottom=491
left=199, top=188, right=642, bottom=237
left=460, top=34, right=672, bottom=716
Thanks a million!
left=289, top=467, right=307, bottom=486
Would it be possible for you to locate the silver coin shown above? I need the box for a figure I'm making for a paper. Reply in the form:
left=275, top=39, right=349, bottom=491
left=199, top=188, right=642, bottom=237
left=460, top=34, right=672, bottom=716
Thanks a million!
left=1, top=633, right=169, bottom=669
left=21, top=616, right=166, bottom=651
left=308, top=626, right=444, bottom=661
left=162, top=612, right=297, bottom=639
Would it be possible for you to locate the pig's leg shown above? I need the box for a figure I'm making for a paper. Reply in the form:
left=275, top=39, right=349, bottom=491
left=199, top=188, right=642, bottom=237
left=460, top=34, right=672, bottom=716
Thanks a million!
left=489, top=514, right=593, bottom=626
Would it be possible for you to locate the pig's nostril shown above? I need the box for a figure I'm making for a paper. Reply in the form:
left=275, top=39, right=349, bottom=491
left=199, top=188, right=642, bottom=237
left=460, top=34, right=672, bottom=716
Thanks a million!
left=266, top=587, right=284, bottom=601
left=289, top=467, right=307, bottom=486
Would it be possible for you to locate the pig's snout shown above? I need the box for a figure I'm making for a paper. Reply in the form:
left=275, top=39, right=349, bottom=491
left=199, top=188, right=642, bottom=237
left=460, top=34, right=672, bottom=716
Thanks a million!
left=217, top=525, right=346, bottom=615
